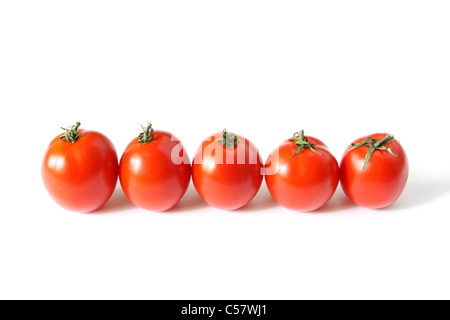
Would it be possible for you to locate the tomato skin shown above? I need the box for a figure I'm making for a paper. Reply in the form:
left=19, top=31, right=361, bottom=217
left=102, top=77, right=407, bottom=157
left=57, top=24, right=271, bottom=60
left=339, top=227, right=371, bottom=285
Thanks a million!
left=192, top=132, right=263, bottom=210
left=119, top=130, right=191, bottom=212
left=340, top=133, right=409, bottom=209
left=265, top=136, right=339, bottom=212
left=42, top=129, right=119, bottom=212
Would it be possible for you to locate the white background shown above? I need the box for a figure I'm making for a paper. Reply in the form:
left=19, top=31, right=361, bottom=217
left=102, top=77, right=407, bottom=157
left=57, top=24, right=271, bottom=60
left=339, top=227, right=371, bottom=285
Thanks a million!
left=1, top=1, right=449, bottom=300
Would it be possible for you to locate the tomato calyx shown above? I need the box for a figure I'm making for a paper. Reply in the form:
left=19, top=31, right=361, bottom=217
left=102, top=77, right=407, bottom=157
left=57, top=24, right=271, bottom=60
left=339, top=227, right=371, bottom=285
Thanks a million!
left=218, top=128, right=238, bottom=148
left=348, top=134, right=397, bottom=170
left=289, top=130, right=321, bottom=157
left=60, top=121, right=81, bottom=143
left=137, top=122, right=155, bottom=144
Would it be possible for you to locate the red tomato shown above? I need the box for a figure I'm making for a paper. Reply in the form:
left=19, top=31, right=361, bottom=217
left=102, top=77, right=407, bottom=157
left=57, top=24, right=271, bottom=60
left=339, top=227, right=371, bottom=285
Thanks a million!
left=340, top=133, right=408, bottom=208
left=42, top=122, right=118, bottom=212
left=265, top=130, right=339, bottom=212
left=192, top=129, right=263, bottom=210
left=119, top=124, right=191, bottom=211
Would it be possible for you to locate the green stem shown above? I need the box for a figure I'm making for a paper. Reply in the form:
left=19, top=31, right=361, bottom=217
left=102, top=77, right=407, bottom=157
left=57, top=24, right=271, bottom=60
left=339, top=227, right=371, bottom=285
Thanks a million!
left=138, top=122, right=154, bottom=144
left=289, top=129, right=321, bottom=157
left=218, top=128, right=238, bottom=148
left=348, top=134, right=397, bottom=169
left=60, top=122, right=81, bottom=143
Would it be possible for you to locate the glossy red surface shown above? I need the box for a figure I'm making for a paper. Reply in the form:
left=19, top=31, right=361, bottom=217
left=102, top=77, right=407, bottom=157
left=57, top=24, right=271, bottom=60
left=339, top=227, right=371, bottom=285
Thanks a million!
left=340, top=133, right=409, bottom=208
left=42, top=129, right=118, bottom=212
left=119, top=130, right=191, bottom=211
left=265, top=136, right=339, bottom=212
left=192, top=132, right=263, bottom=210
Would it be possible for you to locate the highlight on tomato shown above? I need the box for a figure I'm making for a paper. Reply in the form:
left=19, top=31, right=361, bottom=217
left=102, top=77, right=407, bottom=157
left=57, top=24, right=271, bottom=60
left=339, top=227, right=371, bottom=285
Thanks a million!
left=340, top=133, right=408, bottom=209
left=192, top=129, right=263, bottom=210
left=119, top=123, right=191, bottom=212
left=265, top=130, right=339, bottom=212
left=42, top=122, right=119, bottom=212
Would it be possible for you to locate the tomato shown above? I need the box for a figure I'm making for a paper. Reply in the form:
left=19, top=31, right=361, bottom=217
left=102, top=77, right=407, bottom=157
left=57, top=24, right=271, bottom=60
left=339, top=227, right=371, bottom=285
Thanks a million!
left=192, top=129, right=263, bottom=210
left=265, top=130, right=339, bottom=212
left=119, top=123, right=191, bottom=211
left=42, top=122, right=119, bottom=212
left=340, top=133, right=408, bottom=208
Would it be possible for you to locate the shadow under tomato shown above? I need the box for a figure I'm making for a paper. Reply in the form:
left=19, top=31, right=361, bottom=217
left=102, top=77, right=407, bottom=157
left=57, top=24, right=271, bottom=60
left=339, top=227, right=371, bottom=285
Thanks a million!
left=93, top=188, right=135, bottom=213
left=235, top=184, right=278, bottom=213
left=389, top=178, right=450, bottom=210
left=310, top=187, right=356, bottom=214
left=168, top=184, right=209, bottom=213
